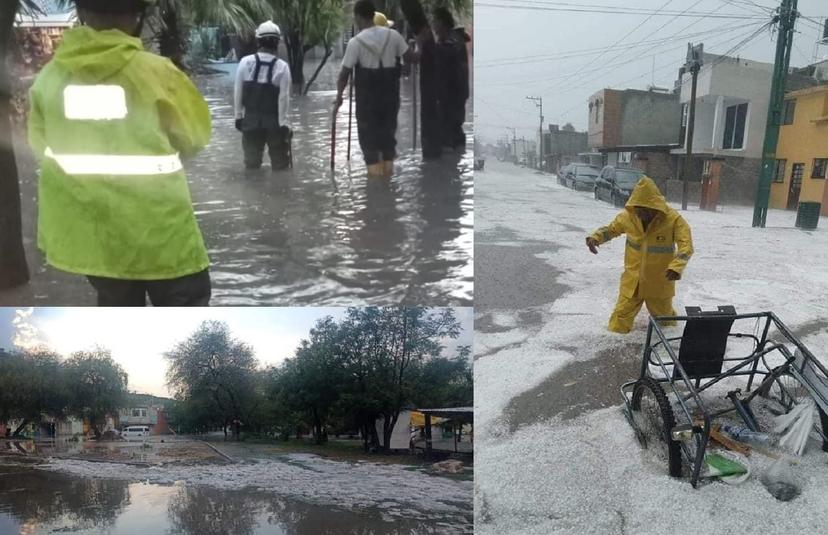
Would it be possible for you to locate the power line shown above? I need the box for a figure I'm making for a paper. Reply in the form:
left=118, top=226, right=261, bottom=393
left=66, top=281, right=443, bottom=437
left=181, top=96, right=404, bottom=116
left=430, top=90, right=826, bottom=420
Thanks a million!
left=476, top=20, right=762, bottom=88
left=476, top=23, right=759, bottom=68
left=476, top=2, right=769, bottom=19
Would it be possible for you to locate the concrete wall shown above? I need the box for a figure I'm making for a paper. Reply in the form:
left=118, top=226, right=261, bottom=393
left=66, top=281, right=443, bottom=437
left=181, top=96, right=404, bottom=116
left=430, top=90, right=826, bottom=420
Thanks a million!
left=588, top=89, right=621, bottom=148
left=657, top=155, right=761, bottom=206
left=618, top=91, right=681, bottom=146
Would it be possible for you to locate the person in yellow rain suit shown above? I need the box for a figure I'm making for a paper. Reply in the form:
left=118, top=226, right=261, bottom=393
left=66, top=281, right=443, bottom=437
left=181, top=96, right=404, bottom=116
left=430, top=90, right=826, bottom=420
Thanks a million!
left=27, top=0, right=212, bottom=306
left=586, top=177, right=693, bottom=333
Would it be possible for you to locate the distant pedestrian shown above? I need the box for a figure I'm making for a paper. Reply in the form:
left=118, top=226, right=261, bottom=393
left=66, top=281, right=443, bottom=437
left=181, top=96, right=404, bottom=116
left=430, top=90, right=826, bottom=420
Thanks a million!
left=335, top=0, right=409, bottom=178
left=27, top=0, right=212, bottom=306
left=586, top=177, right=693, bottom=333
left=234, top=20, right=292, bottom=172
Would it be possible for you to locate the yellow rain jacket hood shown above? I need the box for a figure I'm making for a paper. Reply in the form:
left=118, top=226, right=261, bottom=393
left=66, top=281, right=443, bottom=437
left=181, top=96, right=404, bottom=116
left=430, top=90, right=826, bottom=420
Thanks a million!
left=28, top=26, right=211, bottom=280
left=589, top=177, right=693, bottom=299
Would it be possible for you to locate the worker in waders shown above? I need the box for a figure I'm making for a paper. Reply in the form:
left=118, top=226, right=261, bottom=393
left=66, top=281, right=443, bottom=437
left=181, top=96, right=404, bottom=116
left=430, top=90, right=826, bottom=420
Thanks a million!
left=234, top=21, right=292, bottom=172
left=586, top=177, right=694, bottom=333
left=432, top=8, right=470, bottom=153
left=27, top=0, right=212, bottom=306
left=417, top=7, right=469, bottom=158
left=335, top=0, right=409, bottom=178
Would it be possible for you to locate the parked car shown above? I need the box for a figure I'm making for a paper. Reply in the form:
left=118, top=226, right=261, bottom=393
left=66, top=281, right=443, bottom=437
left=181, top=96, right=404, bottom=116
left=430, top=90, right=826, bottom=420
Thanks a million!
left=564, top=164, right=600, bottom=191
left=121, top=425, right=150, bottom=439
left=594, top=166, right=646, bottom=207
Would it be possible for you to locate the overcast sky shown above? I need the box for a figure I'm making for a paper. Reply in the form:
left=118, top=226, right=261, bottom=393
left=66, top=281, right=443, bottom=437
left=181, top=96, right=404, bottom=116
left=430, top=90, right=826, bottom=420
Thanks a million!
left=0, top=307, right=473, bottom=398
left=475, top=0, right=828, bottom=144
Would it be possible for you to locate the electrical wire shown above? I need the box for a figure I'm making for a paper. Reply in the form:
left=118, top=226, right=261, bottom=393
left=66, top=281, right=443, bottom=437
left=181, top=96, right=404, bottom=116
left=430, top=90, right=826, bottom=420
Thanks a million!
left=476, top=1, right=769, bottom=19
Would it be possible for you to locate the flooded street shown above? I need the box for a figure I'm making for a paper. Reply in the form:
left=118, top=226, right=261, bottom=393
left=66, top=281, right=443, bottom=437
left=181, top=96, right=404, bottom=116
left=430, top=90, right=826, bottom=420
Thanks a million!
left=0, top=460, right=463, bottom=534
left=0, top=435, right=473, bottom=534
left=1, top=61, right=473, bottom=306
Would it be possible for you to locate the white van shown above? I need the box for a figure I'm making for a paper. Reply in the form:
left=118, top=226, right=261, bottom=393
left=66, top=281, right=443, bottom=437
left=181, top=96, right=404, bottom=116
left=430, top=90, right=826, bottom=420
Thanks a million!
left=121, top=426, right=150, bottom=439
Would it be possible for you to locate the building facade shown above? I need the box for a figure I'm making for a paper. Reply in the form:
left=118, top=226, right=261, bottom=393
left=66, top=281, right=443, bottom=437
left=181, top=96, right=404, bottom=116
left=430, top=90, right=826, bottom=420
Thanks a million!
left=587, top=87, right=681, bottom=179
left=770, top=85, right=828, bottom=214
left=542, top=124, right=588, bottom=173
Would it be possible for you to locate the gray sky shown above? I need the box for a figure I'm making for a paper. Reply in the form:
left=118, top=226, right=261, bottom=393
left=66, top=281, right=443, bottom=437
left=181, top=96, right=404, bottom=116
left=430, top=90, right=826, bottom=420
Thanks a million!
left=1, top=307, right=473, bottom=398
left=475, top=0, right=828, bottom=144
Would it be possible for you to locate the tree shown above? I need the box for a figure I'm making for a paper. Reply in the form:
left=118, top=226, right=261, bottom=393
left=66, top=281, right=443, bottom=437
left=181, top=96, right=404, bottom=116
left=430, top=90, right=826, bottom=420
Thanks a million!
left=165, top=321, right=260, bottom=439
left=64, top=349, right=128, bottom=438
left=268, top=0, right=344, bottom=91
left=274, top=317, right=347, bottom=444
left=0, top=0, right=32, bottom=290
left=0, top=347, right=67, bottom=436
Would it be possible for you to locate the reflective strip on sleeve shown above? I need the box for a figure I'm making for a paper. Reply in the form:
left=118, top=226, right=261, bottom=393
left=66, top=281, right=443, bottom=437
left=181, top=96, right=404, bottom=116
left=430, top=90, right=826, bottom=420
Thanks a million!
left=626, top=239, right=641, bottom=251
left=64, top=85, right=128, bottom=120
left=647, top=245, right=676, bottom=254
left=44, top=147, right=183, bottom=176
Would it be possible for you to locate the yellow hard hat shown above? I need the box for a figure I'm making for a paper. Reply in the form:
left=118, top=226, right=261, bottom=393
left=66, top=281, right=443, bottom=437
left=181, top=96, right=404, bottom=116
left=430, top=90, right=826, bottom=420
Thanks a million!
left=374, top=12, right=394, bottom=28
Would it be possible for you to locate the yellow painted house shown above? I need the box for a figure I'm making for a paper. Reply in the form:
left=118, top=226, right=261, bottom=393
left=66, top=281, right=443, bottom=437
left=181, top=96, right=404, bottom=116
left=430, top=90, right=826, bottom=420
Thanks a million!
left=770, top=85, right=828, bottom=214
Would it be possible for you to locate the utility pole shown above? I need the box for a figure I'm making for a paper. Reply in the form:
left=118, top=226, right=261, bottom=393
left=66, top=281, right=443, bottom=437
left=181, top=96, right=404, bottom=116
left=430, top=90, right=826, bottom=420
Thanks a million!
left=527, top=96, right=543, bottom=171
left=506, top=127, right=517, bottom=163
left=682, top=43, right=703, bottom=211
left=753, top=0, right=798, bottom=227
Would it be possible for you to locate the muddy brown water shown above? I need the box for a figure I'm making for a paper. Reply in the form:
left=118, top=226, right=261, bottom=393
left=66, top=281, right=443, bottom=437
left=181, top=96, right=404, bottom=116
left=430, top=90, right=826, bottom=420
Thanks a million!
left=0, top=60, right=473, bottom=306
left=0, top=460, right=469, bottom=534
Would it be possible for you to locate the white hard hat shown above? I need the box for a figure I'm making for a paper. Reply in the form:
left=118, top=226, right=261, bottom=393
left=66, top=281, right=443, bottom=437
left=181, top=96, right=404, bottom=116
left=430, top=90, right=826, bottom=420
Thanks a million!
left=256, top=21, right=282, bottom=39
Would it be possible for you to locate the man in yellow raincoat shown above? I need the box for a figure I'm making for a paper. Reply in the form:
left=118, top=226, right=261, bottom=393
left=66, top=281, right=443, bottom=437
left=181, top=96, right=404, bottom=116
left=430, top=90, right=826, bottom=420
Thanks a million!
left=28, top=0, right=212, bottom=306
left=586, top=177, right=693, bottom=333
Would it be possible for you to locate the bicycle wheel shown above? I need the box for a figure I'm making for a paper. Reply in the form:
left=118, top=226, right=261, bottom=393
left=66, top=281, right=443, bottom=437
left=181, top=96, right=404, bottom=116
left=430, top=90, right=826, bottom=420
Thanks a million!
left=630, top=376, right=683, bottom=477
left=762, top=372, right=827, bottom=451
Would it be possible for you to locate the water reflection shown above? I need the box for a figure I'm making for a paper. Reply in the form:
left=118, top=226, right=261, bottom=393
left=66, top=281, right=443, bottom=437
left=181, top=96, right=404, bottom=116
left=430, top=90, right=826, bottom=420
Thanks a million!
left=0, top=462, right=472, bottom=534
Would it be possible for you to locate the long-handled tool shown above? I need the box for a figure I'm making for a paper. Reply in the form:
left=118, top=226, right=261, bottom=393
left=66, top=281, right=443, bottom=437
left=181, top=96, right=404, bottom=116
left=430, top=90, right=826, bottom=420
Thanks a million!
left=412, top=62, right=418, bottom=150
left=330, top=107, right=337, bottom=171
left=347, top=78, right=354, bottom=161
left=347, top=25, right=355, bottom=162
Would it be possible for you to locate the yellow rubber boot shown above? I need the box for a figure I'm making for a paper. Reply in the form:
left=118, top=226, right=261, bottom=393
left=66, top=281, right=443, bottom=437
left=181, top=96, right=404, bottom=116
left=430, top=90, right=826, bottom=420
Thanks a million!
left=367, top=163, right=385, bottom=178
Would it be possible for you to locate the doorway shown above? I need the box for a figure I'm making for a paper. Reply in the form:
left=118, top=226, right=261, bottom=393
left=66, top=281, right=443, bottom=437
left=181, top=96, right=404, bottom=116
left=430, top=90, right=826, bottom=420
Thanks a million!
left=787, top=163, right=804, bottom=210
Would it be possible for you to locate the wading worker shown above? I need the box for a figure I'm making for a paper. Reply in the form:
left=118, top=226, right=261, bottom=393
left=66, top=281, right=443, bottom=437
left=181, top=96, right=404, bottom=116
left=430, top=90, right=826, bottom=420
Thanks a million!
left=27, top=0, right=212, bottom=306
left=234, top=20, right=292, bottom=172
left=586, top=177, right=693, bottom=333
left=335, top=0, right=409, bottom=178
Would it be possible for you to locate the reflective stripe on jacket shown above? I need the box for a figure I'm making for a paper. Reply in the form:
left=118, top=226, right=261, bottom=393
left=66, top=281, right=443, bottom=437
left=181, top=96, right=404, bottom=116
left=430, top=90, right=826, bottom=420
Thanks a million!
left=28, top=26, right=211, bottom=280
left=589, top=177, right=694, bottom=299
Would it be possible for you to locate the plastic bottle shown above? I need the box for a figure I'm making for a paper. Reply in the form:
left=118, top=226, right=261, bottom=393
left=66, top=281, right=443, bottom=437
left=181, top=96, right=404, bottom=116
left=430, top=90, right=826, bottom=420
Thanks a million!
left=721, top=424, right=775, bottom=446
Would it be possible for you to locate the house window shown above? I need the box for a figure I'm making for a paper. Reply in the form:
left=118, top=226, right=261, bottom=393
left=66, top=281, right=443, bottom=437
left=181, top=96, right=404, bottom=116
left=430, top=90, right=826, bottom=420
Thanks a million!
left=618, top=152, right=632, bottom=164
left=722, top=102, right=748, bottom=150
left=679, top=104, right=688, bottom=146
left=791, top=163, right=805, bottom=187
left=812, top=158, right=828, bottom=179
left=594, top=100, right=601, bottom=124
left=774, top=159, right=786, bottom=183
left=782, top=99, right=796, bottom=125
left=131, top=408, right=147, bottom=418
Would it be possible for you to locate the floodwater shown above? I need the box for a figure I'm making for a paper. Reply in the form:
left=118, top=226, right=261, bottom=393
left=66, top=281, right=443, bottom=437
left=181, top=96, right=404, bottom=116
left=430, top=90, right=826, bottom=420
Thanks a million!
left=0, top=460, right=458, bottom=534
left=1, top=60, right=473, bottom=306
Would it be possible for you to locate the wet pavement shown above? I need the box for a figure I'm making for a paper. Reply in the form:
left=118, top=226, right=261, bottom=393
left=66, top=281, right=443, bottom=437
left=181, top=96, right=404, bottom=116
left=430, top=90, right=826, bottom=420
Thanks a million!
left=0, top=459, right=461, bottom=534
left=1, top=61, right=473, bottom=306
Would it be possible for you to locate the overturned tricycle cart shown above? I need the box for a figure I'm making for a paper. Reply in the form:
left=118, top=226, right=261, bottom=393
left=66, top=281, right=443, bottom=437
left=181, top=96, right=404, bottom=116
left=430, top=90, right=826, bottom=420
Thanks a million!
left=621, top=307, right=828, bottom=488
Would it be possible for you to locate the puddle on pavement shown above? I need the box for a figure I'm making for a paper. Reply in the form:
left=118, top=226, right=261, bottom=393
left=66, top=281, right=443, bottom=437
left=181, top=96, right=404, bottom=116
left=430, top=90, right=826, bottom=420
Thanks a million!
left=0, top=461, right=470, bottom=534
left=503, top=342, right=642, bottom=432
left=2, top=60, right=473, bottom=306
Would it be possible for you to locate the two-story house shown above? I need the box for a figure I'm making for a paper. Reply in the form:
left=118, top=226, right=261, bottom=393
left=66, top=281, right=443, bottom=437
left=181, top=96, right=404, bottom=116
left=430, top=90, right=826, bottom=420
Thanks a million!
left=770, top=85, right=828, bottom=213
